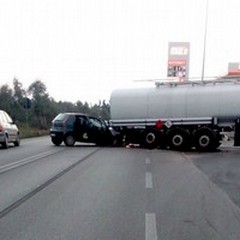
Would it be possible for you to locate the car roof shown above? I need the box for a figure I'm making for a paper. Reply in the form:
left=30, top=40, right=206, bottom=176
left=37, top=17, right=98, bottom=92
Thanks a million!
left=63, top=112, right=87, bottom=116
left=0, top=110, right=8, bottom=114
left=61, top=112, right=103, bottom=119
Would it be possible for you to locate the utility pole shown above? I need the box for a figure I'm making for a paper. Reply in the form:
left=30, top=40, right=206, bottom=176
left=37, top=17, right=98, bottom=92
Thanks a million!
left=201, top=0, right=209, bottom=82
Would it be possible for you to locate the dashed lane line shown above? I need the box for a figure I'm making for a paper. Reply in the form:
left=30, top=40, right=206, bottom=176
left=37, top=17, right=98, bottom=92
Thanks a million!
left=145, top=213, right=158, bottom=240
left=146, top=172, right=153, bottom=189
left=145, top=158, right=151, bottom=164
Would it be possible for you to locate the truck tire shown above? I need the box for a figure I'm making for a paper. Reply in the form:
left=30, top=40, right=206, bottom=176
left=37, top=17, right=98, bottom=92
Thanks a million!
left=167, top=128, right=191, bottom=151
left=64, top=133, right=75, bottom=146
left=193, top=127, right=219, bottom=151
left=142, top=129, right=159, bottom=149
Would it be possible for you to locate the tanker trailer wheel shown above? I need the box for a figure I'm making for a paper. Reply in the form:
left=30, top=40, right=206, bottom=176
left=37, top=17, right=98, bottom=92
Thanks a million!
left=142, top=129, right=159, bottom=149
left=193, top=127, right=219, bottom=151
left=167, top=128, right=191, bottom=151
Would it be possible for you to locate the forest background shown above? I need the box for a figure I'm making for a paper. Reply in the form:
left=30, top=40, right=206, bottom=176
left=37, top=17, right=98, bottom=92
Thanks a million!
left=0, top=79, right=110, bottom=137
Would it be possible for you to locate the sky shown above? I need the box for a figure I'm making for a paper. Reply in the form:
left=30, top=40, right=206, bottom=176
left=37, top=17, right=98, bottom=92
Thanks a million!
left=0, top=0, right=240, bottom=104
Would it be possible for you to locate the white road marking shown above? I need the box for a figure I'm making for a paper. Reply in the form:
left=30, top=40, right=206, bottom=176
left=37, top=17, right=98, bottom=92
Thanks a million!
left=145, top=213, right=158, bottom=240
left=0, top=149, right=64, bottom=173
left=145, top=158, right=151, bottom=164
left=146, top=172, right=153, bottom=189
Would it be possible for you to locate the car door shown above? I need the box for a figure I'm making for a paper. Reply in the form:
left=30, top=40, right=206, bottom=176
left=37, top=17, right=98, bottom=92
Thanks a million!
left=87, top=117, right=104, bottom=143
left=74, top=116, right=89, bottom=142
left=99, top=119, right=112, bottom=143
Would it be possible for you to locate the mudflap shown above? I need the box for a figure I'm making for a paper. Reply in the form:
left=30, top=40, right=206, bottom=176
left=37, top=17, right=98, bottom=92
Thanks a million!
left=234, top=118, right=240, bottom=146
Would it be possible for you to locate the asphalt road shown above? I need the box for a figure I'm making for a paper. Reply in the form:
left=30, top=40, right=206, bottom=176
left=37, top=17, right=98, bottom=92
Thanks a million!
left=0, top=137, right=240, bottom=239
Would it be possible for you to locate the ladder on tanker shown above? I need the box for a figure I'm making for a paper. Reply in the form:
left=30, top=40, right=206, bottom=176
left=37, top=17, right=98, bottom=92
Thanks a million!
left=154, top=75, right=240, bottom=87
left=134, top=75, right=240, bottom=87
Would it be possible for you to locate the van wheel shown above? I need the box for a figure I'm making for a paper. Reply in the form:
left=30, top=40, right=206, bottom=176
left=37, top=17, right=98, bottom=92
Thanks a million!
left=64, top=134, right=75, bottom=146
left=193, top=127, right=219, bottom=151
left=167, top=128, right=191, bottom=151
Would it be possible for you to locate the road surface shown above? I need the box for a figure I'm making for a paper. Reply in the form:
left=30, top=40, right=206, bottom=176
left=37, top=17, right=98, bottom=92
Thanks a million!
left=0, top=137, right=240, bottom=239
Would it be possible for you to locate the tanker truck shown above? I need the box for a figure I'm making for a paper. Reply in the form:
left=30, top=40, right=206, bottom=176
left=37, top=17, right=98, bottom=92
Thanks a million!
left=109, top=78, right=240, bottom=151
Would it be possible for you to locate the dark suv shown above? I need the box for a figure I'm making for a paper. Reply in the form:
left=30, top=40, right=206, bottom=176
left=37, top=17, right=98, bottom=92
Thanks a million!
left=50, top=113, right=114, bottom=146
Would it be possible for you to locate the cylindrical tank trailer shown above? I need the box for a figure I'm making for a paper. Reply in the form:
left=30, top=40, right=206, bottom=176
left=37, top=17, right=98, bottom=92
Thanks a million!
left=111, top=83, right=240, bottom=120
left=110, top=81, right=240, bottom=151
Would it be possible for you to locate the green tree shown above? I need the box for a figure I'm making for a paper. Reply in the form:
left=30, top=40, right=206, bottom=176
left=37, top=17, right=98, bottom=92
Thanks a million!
left=0, top=79, right=111, bottom=132
left=75, top=101, right=90, bottom=114
left=28, top=80, right=48, bottom=99
left=13, top=78, right=26, bottom=102
left=28, top=80, right=54, bottom=129
left=12, top=78, right=27, bottom=122
left=100, top=100, right=110, bottom=120
left=57, top=101, right=77, bottom=113
left=0, top=84, right=14, bottom=116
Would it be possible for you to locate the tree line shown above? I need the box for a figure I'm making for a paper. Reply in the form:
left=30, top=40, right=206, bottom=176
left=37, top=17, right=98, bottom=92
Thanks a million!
left=0, top=78, right=110, bottom=130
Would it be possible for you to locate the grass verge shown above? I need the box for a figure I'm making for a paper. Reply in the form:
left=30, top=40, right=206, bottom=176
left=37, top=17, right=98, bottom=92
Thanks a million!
left=18, top=123, right=49, bottom=139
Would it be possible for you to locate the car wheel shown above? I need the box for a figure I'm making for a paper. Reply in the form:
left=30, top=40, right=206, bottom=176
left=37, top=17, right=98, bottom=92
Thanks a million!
left=2, top=135, right=9, bottom=149
left=64, top=134, right=75, bottom=146
left=51, top=137, right=63, bottom=146
left=14, top=134, right=20, bottom=147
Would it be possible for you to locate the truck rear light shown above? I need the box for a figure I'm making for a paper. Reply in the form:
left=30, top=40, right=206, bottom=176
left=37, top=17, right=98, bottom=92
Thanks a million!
left=155, top=120, right=164, bottom=129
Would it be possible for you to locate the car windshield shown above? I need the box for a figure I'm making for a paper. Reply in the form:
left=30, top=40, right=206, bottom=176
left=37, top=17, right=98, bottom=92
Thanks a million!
left=53, top=113, right=67, bottom=121
left=89, top=117, right=102, bottom=128
left=4, top=112, right=13, bottom=123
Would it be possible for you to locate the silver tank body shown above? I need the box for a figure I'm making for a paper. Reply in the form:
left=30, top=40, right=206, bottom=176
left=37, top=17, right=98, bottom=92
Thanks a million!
left=110, top=83, right=240, bottom=120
